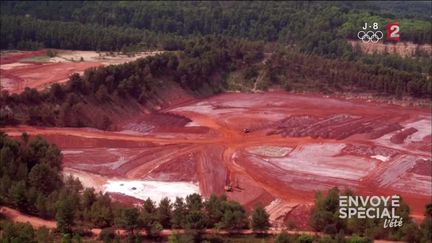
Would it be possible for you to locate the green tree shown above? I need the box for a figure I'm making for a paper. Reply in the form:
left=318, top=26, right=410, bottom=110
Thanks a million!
left=35, top=226, right=54, bottom=243
left=140, top=198, right=157, bottom=231
left=251, top=204, right=270, bottom=232
left=81, top=188, right=96, bottom=210
left=168, top=231, right=182, bottom=243
left=157, top=197, right=172, bottom=228
left=120, top=208, right=140, bottom=234
left=95, top=84, right=110, bottom=102
left=90, top=194, right=114, bottom=228
left=171, top=197, right=186, bottom=228
left=205, top=194, right=225, bottom=228
left=275, top=231, right=291, bottom=243
left=28, top=163, right=62, bottom=195
left=0, top=221, right=35, bottom=243
left=60, top=233, right=72, bottom=243
left=185, top=193, right=203, bottom=211
left=297, top=234, right=314, bottom=243
left=347, top=234, right=367, bottom=243
left=185, top=210, right=208, bottom=230
left=9, top=181, right=28, bottom=212
left=56, top=197, right=76, bottom=233
left=217, top=200, right=248, bottom=230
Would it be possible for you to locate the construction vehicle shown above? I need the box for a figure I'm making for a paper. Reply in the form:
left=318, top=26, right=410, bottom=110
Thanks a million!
left=224, top=184, right=233, bottom=192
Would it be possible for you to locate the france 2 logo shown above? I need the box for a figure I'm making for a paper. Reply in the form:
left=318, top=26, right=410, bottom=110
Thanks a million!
left=386, top=22, right=400, bottom=41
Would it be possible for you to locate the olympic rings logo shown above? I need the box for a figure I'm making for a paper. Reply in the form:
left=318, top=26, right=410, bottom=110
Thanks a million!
left=357, top=30, right=383, bottom=43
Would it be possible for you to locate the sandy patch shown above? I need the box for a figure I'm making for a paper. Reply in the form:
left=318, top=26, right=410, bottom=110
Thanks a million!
left=63, top=167, right=107, bottom=192
left=404, top=119, right=431, bottom=142
left=265, top=199, right=296, bottom=225
left=246, top=145, right=293, bottom=157
left=0, top=50, right=163, bottom=93
left=370, top=155, right=390, bottom=162
left=270, top=144, right=376, bottom=179
left=0, top=63, right=31, bottom=70
left=103, top=180, right=199, bottom=202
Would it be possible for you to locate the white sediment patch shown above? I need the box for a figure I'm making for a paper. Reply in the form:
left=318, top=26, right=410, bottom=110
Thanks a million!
left=62, top=150, right=84, bottom=155
left=246, top=146, right=292, bottom=157
left=370, top=155, right=390, bottom=162
left=404, top=119, right=431, bottom=142
left=185, top=121, right=200, bottom=127
left=264, top=199, right=295, bottom=222
left=171, top=101, right=247, bottom=115
left=270, top=143, right=375, bottom=179
left=0, top=63, right=31, bottom=70
left=103, top=180, right=199, bottom=202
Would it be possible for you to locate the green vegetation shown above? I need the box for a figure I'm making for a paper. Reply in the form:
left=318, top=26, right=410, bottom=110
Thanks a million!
left=1, top=30, right=430, bottom=129
left=338, top=11, right=431, bottom=43
left=0, top=1, right=430, bottom=242
left=18, top=55, right=51, bottom=63
left=1, top=1, right=430, bottom=47
left=1, top=36, right=430, bottom=129
left=0, top=15, right=178, bottom=51
left=0, top=36, right=263, bottom=128
left=251, top=204, right=271, bottom=232
left=46, top=49, right=57, bottom=58
left=0, top=132, right=63, bottom=215
left=0, top=132, right=272, bottom=241
left=262, top=48, right=431, bottom=98
left=0, top=2, right=430, bottom=126
left=310, top=187, right=432, bottom=242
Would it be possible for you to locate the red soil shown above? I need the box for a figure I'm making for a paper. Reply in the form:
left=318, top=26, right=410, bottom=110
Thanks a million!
left=0, top=50, right=47, bottom=65
left=3, top=92, right=431, bottom=229
left=0, top=206, right=56, bottom=229
left=1, top=50, right=163, bottom=94
left=1, top=61, right=101, bottom=93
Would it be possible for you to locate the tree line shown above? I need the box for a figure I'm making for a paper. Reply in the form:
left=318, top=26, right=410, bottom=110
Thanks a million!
left=262, top=48, right=431, bottom=98
left=0, top=36, right=263, bottom=128
left=1, top=35, right=430, bottom=131
left=0, top=15, right=187, bottom=51
left=309, top=187, right=432, bottom=243
left=2, top=1, right=431, bottom=44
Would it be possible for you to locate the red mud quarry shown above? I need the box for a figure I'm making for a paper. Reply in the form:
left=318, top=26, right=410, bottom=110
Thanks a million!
left=0, top=50, right=161, bottom=93
left=3, top=92, right=431, bottom=228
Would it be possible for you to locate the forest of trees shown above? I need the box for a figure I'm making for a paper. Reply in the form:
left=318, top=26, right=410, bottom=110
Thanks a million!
left=1, top=35, right=430, bottom=129
left=309, top=187, right=432, bottom=243
left=0, top=36, right=264, bottom=128
left=0, top=15, right=191, bottom=51
left=1, top=1, right=431, bottom=53
left=262, top=48, right=431, bottom=98
left=0, top=1, right=430, bottom=112
left=2, top=1, right=431, bottom=44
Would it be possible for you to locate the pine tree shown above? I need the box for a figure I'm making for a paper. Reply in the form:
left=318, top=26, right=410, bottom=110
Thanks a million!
left=251, top=204, right=270, bottom=232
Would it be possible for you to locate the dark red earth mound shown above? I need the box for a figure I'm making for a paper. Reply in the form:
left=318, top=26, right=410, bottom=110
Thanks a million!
left=390, top=127, right=418, bottom=144
left=409, top=159, right=432, bottom=176
left=267, top=114, right=402, bottom=140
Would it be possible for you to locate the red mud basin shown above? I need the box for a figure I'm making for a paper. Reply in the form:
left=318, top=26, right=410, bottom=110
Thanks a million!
left=3, top=92, right=431, bottom=227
